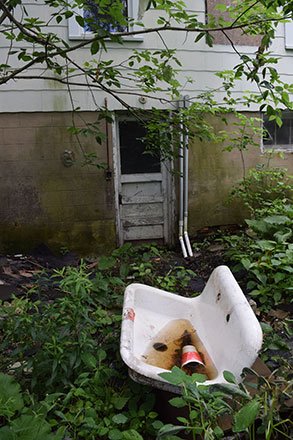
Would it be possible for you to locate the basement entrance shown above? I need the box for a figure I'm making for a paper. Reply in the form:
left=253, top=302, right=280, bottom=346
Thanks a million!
left=114, top=116, right=174, bottom=246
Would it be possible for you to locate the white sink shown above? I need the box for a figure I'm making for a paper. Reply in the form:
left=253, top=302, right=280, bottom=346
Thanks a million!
left=120, top=265, right=263, bottom=392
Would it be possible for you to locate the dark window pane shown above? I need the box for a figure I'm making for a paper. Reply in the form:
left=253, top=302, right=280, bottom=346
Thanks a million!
left=84, top=0, right=128, bottom=33
left=119, top=121, right=161, bottom=174
left=276, top=119, right=290, bottom=144
left=263, top=120, right=275, bottom=145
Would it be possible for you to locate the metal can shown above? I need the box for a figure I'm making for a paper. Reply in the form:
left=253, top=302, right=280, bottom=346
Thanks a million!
left=181, top=345, right=204, bottom=368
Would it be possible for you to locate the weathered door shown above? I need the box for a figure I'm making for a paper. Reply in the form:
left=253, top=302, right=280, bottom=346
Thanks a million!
left=114, top=117, right=173, bottom=245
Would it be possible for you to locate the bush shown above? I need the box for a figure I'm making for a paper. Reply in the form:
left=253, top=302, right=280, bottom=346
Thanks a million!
left=230, top=166, right=292, bottom=217
left=225, top=168, right=292, bottom=309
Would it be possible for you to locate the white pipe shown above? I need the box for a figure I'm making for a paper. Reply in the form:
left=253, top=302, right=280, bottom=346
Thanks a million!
left=178, top=99, right=188, bottom=258
left=182, top=96, right=193, bottom=257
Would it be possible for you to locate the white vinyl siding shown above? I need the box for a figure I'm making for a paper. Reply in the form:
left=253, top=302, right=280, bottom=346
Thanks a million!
left=1, top=1, right=293, bottom=112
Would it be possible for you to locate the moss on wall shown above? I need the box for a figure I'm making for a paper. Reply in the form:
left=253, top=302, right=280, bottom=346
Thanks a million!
left=188, top=112, right=293, bottom=232
left=0, top=112, right=117, bottom=255
left=1, top=111, right=292, bottom=255
left=0, top=220, right=116, bottom=256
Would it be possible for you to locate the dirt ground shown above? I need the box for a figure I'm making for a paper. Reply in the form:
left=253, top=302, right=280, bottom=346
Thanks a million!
left=0, top=227, right=292, bottom=374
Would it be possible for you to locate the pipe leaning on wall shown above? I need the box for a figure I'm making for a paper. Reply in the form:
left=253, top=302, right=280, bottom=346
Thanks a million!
left=178, top=96, right=193, bottom=258
left=179, top=114, right=188, bottom=258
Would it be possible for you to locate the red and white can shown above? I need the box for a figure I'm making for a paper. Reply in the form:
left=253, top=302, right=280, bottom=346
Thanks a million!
left=181, top=345, right=204, bottom=367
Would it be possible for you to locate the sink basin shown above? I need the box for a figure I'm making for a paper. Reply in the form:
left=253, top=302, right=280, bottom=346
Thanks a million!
left=120, top=265, right=263, bottom=392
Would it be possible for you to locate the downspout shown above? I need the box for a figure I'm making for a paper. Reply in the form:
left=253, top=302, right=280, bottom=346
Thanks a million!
left=104, top=98, right=112, bottom=180
left=178, top=96, right=193, bottom=258
left=178, top=100, right=187, bottom=258
left=178, top=99, right=188, bottom=258
left=183, top=96, right=193, bottom=257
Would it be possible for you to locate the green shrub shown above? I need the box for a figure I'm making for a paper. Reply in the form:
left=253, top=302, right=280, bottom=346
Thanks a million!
left=0, top=373, right=64, bottom=440
left=229, top=167, right=292, bottom=216
left=224, top=203, right=292, bottom=309
left=225, top=167, right=292, bottom=309
left=158, top=367, right=292, bottom=440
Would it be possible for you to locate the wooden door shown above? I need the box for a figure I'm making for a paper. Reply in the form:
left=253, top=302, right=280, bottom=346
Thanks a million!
left=114, top=117, right=173, bottom=245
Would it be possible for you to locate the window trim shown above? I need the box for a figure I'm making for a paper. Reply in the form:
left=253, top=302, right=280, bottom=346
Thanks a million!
left=285, top=21, right=293, bottom=50
left=68, top=0, right=143, bottom=41
left=262, top=113, right=293, bottom=153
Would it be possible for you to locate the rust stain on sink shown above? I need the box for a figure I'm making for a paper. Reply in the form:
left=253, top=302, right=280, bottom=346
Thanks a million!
left=142, top=319, right=218, bottom=379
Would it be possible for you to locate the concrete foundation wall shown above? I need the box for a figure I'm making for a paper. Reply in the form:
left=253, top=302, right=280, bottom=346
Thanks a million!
left=188, top=113, right=293, bottom=233
left=0, top=112, right=116, bottom=255
left=0, top=111, right=292, bottom=255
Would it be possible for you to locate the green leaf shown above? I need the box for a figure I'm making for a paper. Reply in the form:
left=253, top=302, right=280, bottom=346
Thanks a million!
left=122, top=430, right=144, bottom=440
left=194, top=32, right=205, bottom=43
left=160, top=367, right=206, bottom=386
left=274, top=272, right=285, bottom=283
left=112, top=413, right=128, bottom=425
left=152, top=420, right=164, bottom=430
left=260, top=322, right=273, bottom=334
left=264, top=215, right=290, bottom=225
left=241, top=258, right=251, bottom=270
left=0, top=427, right=14, bottom=440
left=81, top=352, right=97, bottom=369
left=113, top=397, right=129, bottom=410
left=249, top=289, right=261, bottom=297
left=205, top=32, right=214, bottom=47
left=159, top=367, right=187, bottom=386
left=9, top=414, right=56, bottom=440
left=215, top=3, right=227, bottom=11
left=210, top=383, right=249, bottom=400
left=233, top=399, right=260, bottom=432
left=274, top=228, right=292, bottom=243
left=275, top=116, right=282, bottom=127
left=169, top=397, right=186, bottom=408
left=120, top=263, right=130, bottom=278
left=109, top=428, right=122, bottom=440
left=157, top=424, right=188, bottom=438
left=0, top=373, right=24, bottom=418
left=246, top=219, right=268, bottom=233
left=91, top=40, right=100, bottom=55
left=98, top=349, right=107, bottom=363
left=256, top=240, right=276, bottom=251
left=176, top=416, right=189, bottom=424
left=75, top=15, right=85, bottom=28
left=214, top=425, right=224, bottom=438
left=223, top=371, right=237, bottom=384
left=98, top=256, right=116, bottom=271
left=273, top=291, right=281, bottom=302
left=162, top=65, right=173, bottom=82
left=255, top=272, right=267, bottom=285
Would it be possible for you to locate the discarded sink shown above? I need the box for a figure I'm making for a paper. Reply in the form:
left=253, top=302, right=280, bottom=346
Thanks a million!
left=120, top=265, right=263, bottom=393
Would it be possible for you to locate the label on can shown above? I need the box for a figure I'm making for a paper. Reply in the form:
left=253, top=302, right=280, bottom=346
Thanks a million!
left=181, top=348, right=204, bottom=367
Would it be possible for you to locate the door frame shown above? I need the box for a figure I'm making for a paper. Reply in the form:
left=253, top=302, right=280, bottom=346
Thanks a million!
left=112, top=113, right=175, bottom=246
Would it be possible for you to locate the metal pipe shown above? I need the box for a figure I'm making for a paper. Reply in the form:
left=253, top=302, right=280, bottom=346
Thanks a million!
left=104, top=98, right=112, bottom=180
left=183, top=128, right=193, bottom=257
left=183, top=95, right=193, bottom=257
left=178, top=98, right=188, bottom=258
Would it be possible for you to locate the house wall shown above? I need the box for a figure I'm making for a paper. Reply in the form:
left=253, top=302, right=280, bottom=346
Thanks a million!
left=0, top=2, right=292, bottom=254
left=0, top=112, right=116, bottom=255
left=188, top=113, right=293, bottom=233
left=0, top=111, right=292, bottom=255
left=1, top=1, right=292, bottom=112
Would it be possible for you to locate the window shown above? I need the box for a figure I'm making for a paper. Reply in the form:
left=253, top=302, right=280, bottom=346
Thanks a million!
left=68, top=0, right=142, bottom=40
left=263, top=112, right=293, bottom=152
left=119, top=120, right=161, bottom=174
left=83, top=0, right=127, bottom=33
